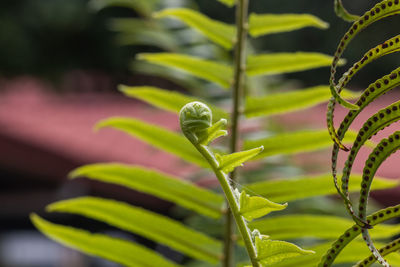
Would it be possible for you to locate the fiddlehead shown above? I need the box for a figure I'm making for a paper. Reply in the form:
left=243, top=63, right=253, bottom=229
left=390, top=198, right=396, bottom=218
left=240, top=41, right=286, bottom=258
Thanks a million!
left=326, top=0, right=400, bottom=266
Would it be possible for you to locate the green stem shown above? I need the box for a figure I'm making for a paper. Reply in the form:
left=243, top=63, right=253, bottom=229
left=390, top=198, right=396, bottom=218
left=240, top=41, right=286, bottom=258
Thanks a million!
left=226, top=0, right=249, bottom=266
left=194, top=144, right=261, bottom=267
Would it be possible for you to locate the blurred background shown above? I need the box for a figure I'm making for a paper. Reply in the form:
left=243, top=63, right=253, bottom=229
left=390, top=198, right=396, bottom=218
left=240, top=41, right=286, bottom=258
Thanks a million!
left=1, top=0, right=400, bottom=266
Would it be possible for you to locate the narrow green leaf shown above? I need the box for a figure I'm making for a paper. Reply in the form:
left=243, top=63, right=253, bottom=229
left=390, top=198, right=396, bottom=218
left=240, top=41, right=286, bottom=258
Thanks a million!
left=88, top=0, right=158, bottom=17
left=31, top=214, right=181, bottom=267
left=334, top=0, right=360, bottom=22
left=246, top=52, right=343, bottom=77
left=216, top=146, right=264, bottom=173
left=249, top=214, right=400, bottom=240
left=119, top=85, right=228, bottom=122
left=217, top=0, right=235, bottom=7
left=239, top=191, right=287, bottom=221
left=138, top=53, right=233, bottom=88
left=95, top=117, right=208, bottom=167
left=243, top=129, right=373, bottom=159
left=69, top=163, right=224, bottom=218
left=249, top=13, right=328, bottom=37
left=154, top=8, right=236, bottom=49
left=107, top=18, right=177, bottom=50
left=199, top=119, right=228, bottom=145
left=355, top=238, right=400, bottom=267
left=47, top=197, right=222, bottom=263
left=244, top=86, right=360, bottom=118
left=255, top=235, right=314, bottom=265
left=245, top=173, right=399, bottom=203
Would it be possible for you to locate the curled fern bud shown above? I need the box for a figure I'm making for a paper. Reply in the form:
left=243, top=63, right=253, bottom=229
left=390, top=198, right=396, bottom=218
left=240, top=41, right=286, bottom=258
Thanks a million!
left=180, top=101, right=212, bottom=143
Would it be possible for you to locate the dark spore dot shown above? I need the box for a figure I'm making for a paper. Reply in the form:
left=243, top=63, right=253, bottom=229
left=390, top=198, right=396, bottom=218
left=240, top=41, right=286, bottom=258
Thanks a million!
left=379, top=113, right=384, bottom=119
left=395, top=134, right=400, bottom=139
left=369, top=51, right=373, bottom=56
left=345, top=232, right=350, bottom=237
left=376, top=82, right=381, bottom=88
left=353, top=24, right=358, bottom=30
left=353, top=226, right=358, bottom=231
left=359, top=19, right=364, bottom=25
left=367, top=163, right=373, bottom=168
left=370, top=87, right=375, bottom=92
left=394, top=207, right=399, bottom=212
left=373, top=215, right=378, bottom=220
left=365, top=169, right=370, bottom=174
left=361, top=198, right=365, bottom=203
left=381, top=3, right=386, bottom=9
left=379, top=213, right=384, bottom=217
left=348, top=111, right=353, bottom=116
left=369, top=256, right=374, bottom=261
left=371, top=157, right=375, bottom=161
left=371, top=10, right=375, bottom=15
left=344, top=35, right=348, bottom=40
left=376, top=7, right=381, bottom=13
left=389, top=137, right=394, bottom=142
left=389, top=1, right=393, bottom=6
left=378, top=146, right=384, bottom=151
left=368, top=121, right=372, bottom=126
left=395, top=0, right=399, bottom=4
left=376, top=48, right=380, bottom=53
left=383, top=141, right=388, bottom=146
left=386, top=210, right=392, bottom=214
left=386, top=109, right=391, bottom=114
left=384, top=79, right=389, bottom=85
left=396, top=38, right=400, bottom=43
left=359, top=206, right=364, bottom=211
left=350, top=29, right=354, bottom=35
left=344, top=118, right=349, bottom=123
left=364, top=175, right=369, bottom=181
left=390, top=73, right=397, bottom=79
left=363, top=126, right=368, bottom=131
left=339, top=238, right=344, bottom=243
left=362, top=184, right=367, bottom=189
left=390, top=41, right=394, bottom=46
left=357, top=136, right=361, bottom=142
left=382, top=43, right=389, bottom=49
left=365, top=14, right=370, bottom=20
left=393, top=106, right=398, bottom=111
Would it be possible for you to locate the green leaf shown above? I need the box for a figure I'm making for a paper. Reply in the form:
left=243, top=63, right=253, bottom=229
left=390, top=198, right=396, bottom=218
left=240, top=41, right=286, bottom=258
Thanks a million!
left=108, top=18, right=177, bottom=50
left=96, top=117, right=208, bottom=167
left=199, top=119, right=228, bottom=145
left=249, top=13, right=328, bottom=37
left=334, top=0, right=360, bottom=22
left=244, top=129, right=374, bottom=159
left=88, top=0, right=159, bottom=17
left=154, top=8, right=236, bottom=49
left=216, top=146, right=264, bottom=173
left=254, top=234, right=314, bottom=266
left=217, top=0, right=235, bottom=7
left=47, top=197, right=222, bottom=263
left=244, top=86, right=360, bottom=118
left=247, top=52, right=343, bottom=77
left=69, top=163, right=224, bottom=218
left=355, top=238, right=400, bottom=267
left=31, top=214, right=181, bottom=267
left=239, top=191, right=287, bottom=221
left=245, top=173, right=399, bottom=203
left=246, top=52, right=341, bottom=77
left=119, top=85, right=228, bottom=122
left=138, top=53, right=233, bottom=88
left=249, top=214, right=400, bottom=240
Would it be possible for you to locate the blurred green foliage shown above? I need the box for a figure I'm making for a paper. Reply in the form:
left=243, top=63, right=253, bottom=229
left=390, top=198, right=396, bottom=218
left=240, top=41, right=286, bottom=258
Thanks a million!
left=1, top=0, right=400, bottom=87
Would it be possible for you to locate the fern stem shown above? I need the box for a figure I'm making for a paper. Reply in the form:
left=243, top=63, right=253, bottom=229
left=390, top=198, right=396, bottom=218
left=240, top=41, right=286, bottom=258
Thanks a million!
left=226, top=0, right=249, bottom=266
left=194, top=144, right=261, bottom=267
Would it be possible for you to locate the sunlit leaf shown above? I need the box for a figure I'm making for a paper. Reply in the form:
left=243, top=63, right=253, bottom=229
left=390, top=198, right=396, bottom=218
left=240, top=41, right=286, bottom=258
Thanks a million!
left=69, top=163, right=223, bottom=218
left=31, top=214, right=181, bottom=267
left=88, top=0, right=159, bottom=17
left=244, top=86, right=360, bottom=118
left=249, top=13, right=328, bottom=37
left=255, top=234, right=314, bottom=265
left=216, top=0, right=235, bottom=7
left=246, top=52, right=343, bottom=77
left=119, top=85, right=228, bottom=122
left=239, top=191, right=287, bottom=221
left=216, top=146, right=264, bottom=173
left=199, top=119, right=228, bottom=145
left=245, top=173, right=399, bottom=203
left=355, top=238, right=400, bottom=267
left=249, top=214, right=400, bottom=240
left=154, top=8, right=235, bottom=49
left=47, top=197, right=222, bottom=263
left=243, top=129, right=374, bottom=159
left=96, top=117, right=208, bottom=167
left=138, top=53, right=233, bottom=88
